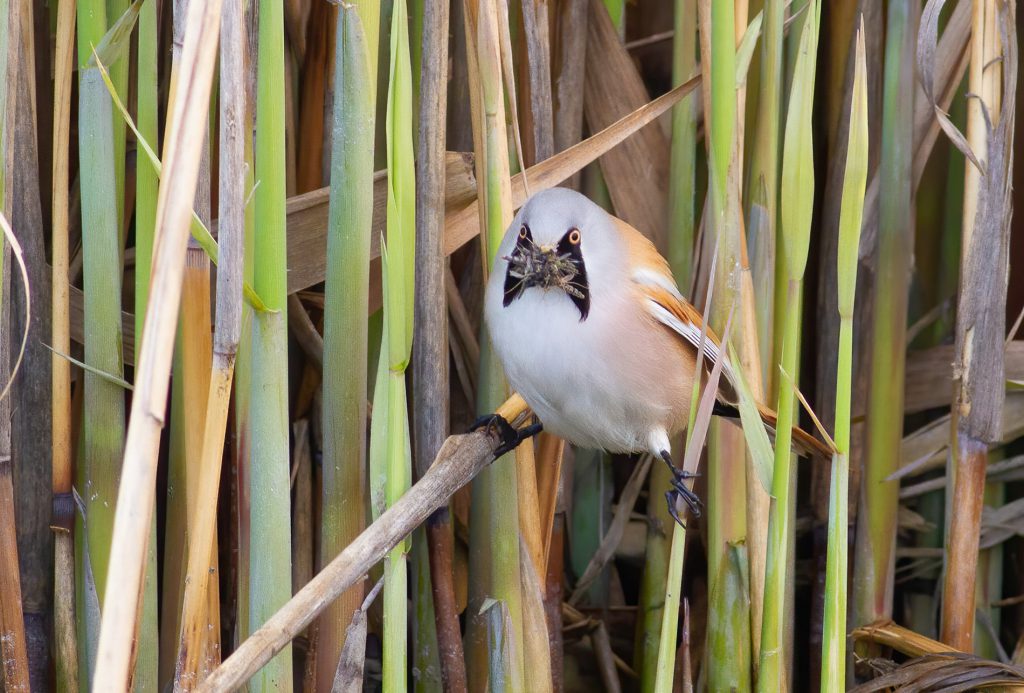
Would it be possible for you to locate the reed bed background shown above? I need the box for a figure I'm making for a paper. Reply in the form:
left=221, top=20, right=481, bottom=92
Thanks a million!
left=0, top=0, right=1023, bottom=691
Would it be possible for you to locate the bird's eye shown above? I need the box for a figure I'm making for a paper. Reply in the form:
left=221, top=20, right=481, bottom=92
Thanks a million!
left=519, top=225, right=529, bottom=240
left=568, top=228, right=581, bottom=245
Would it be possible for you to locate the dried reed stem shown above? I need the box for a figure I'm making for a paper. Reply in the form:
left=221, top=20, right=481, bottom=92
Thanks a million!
left=91, top=0, right=225, bottom=687
left=199, top=397, right=529, bottom=692
left=50, top=0, right=79, bottom=689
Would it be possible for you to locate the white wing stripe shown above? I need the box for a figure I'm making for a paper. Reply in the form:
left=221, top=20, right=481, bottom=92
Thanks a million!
left=646, top=300, right=733, bottom=381
left=632, top=267, right=684, bottom=299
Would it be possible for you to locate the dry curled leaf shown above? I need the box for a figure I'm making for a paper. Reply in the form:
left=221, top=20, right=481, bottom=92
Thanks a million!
left=850, top=652, right=1024, bottom=692
left=916, top=0, right=984, bottom=173
left=953, top=0, right=1017, bottom=443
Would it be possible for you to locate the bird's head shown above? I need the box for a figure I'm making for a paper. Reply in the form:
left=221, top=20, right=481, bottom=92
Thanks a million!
left=499, top=188, right=616, bottom=320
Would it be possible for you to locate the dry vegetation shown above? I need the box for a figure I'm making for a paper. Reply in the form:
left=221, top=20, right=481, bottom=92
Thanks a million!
left=0, top=0, right=1023, bottom=691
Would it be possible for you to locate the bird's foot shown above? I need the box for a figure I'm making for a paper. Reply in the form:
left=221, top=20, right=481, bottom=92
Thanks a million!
left=660, top=449, right=702, bottom=526
left=470, top=414, right=543, bottom=459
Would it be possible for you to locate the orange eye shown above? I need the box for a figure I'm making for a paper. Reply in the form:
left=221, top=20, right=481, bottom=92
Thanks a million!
left=568, top=229, right=581, bottom=245
left=519, top=226, right=529, bottom=239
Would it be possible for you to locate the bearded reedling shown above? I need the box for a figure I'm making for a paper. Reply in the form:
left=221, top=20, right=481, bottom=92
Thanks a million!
left=477, top=188, right=828, bottom=525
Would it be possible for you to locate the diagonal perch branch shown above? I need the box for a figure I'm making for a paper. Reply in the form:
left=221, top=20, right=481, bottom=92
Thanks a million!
left=197, top=395, right=530, bottom=692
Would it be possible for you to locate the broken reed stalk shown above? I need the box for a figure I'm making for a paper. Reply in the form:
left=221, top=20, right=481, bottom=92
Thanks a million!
left=162, top=0, right=222, bottom=671
left=941, top=0, right=1015, bottom=652
left=51, top=0, right=79, bottom=689
left=90, top=0, right=225, bottom=688
left=198, top=397, right=529, bottom=692
left=166, top=234, right=217, bottom=686
left=316, top=3, right=380, bottom=687
left=173, top=0, right=246, bottom=685
left=852, top=0, right=915, bottom=644
left=411, top=0, right=466, bottom=689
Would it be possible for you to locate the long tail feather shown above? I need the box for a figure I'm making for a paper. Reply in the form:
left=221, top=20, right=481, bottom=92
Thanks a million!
left=713, top=401, right=834, bottom=460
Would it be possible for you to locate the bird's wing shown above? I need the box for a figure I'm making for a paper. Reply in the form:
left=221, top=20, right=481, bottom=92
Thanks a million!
left=616, top=218, right=731, bottom=384
left=616, top=218, right=832, bottom=460
left=638, top=282, right=738, bottom=399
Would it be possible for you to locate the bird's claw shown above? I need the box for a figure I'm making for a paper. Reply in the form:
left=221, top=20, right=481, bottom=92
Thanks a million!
left=665, top=483, right=702, bottom=528
left=658, top=449, right=701, bottom=526
left=470, top=414, right=543, bottom=459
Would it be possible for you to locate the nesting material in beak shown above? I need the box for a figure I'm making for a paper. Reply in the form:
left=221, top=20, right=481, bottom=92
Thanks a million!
left=505, top=244, right=584, bottom=298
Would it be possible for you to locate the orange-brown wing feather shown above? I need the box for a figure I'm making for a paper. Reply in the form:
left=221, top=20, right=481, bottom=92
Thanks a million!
left=615, top=217, right=728, bottom=378
left=615, top=216, right=831, bottom=459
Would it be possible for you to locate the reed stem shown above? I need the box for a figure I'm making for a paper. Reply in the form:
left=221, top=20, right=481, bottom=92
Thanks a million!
left=852, top=0, right=915, bottom=642
left=247, top=0, right=294, bottom=687
left=51, top=0, right=80, bottom=689
left=317, top=3, right=380, bottom=685
left=820, top=26, right=867, bottom=691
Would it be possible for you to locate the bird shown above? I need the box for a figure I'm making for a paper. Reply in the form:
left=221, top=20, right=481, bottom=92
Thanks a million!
left=479, top=187, right=828, bottom=526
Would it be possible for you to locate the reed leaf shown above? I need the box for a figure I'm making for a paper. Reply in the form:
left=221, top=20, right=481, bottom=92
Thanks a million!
left=821, top=23, right=868, bottom=692
left=759, top=3, right=819, bottom=689
left=377, top=2, right=416, bottom=687
left=94, top=55, right=267, bottom=311
left=727, top=342, right=775, bottom=493
left=76, top=0, right=126, bottom=682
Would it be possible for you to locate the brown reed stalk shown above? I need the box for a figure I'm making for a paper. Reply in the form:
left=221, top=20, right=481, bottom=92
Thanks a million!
left=172, top=1, right=247, bottom=683
left=50, top=0, right=79, bottom=689
left=199, top=395, right=530, bottom=692
left=411, top=0, right=466, bottom=689
left=91, top=0, right=225, bottom=687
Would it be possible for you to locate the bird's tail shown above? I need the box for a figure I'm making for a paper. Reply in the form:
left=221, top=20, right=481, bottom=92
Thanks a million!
left=712, top=401, right=833, bottom=460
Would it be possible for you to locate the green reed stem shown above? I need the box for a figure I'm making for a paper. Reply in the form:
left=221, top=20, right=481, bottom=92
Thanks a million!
left=317, top=2, right=380, bottom=687
left=820, top=26, right=867, bottom=692
left=248, top=0, right=293, bottom=688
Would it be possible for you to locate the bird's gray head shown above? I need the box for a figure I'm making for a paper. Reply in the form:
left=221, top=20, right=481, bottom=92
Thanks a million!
left=499, top=188, right=612, bottom=320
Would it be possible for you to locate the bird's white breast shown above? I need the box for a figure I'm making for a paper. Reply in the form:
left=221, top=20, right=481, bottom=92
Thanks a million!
left=484, top=274, right=681, bottom=454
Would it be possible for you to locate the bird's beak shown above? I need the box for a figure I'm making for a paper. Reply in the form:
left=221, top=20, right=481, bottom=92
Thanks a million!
left=516, top=244, right=567, bottom=288
left=503, top=231, right=590, bottom=318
